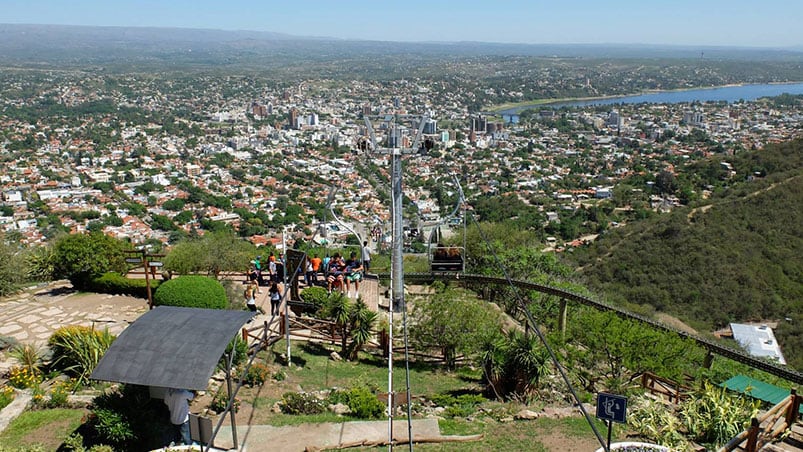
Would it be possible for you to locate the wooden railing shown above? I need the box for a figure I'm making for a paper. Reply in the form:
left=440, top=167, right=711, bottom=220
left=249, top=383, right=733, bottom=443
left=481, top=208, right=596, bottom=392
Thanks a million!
left=240, top=313, right=344, bottom=349
left=719, top=388, right=801, bottom=452
left=640, top=372, right=691, bottom=404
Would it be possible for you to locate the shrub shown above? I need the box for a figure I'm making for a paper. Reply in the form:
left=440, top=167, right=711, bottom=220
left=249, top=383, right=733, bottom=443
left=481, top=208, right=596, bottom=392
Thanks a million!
left=326, top=389, right=350, bottom=406
left=0, top=385, right=15, bottom=410
left=88, top=445, right=115, bottom=452
left=346, top=386, right=384, bottom=419
left=91, top=408, right=135, bottom=445
left=628, top=394, right=689, bottom=450
left=41, top=378, right=74, bottom=408
left=273, top=369, right=286, bottom=381
left=210, top=392, right=240, bottom=413
left=241, top=362, right=270, bottom=386
left=52, top=233, right=129, bottom=290
left=90, top=272, right=160, bottom=298
left=49, top=326, right=116, bottom=387
left=680, top=382, right=760, bottom=448
left=430, top=393, right=486, bottom=418
left=280, top=392, right=326, bottom=415
left=218, top=335, right=248, bottom=371
left=300, top=286, right=330, bottom=312
left=153, top=275, right=227, bottom=309
left=89, top=384, right=173, bottom=451
left=8, top=366, right=41, bottom=389
left=61, top=432, right=85, bottom=451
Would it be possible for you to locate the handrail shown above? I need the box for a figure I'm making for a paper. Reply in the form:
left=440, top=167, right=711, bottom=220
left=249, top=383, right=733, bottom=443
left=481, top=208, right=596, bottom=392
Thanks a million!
left=387, top=272, right=803, bottom=385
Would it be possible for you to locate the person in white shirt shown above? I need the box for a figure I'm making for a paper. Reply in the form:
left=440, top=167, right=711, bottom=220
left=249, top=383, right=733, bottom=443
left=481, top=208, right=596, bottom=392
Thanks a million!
left=164, top=388, right=195, bottom=445
left=362, top=241, right=372, bottom=272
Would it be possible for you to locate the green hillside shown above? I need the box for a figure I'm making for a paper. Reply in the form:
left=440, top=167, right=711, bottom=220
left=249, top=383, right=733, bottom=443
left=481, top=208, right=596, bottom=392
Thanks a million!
left=569, top=138, right=803, bottom=368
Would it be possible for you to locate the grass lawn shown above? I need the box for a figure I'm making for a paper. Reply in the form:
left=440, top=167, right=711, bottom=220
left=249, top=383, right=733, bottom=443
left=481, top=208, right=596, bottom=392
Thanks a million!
left=230, top=342, right=624, bottom=452
left=0, top=408, right=86, bottom=450
left=284, top=341, right=480, bottom=395
left=234, top=341, right=483, bottom=426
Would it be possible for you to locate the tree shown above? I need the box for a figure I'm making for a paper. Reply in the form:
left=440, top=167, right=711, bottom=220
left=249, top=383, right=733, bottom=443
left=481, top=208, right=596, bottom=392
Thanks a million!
left=52, top=233, right=130, bottom=290
left=563, top=308, right=704, bottom=392
left=0, top=232, right=28, bottom=296
left=409, top=283, right=503, bottom=370
left=163, top=231, right=255, bottom=278
left=150, top=214, right=177, bottom=231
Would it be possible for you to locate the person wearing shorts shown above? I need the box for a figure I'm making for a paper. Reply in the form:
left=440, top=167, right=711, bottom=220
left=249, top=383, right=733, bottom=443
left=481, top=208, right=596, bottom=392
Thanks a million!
left=343, top=251, right=363, bottom=298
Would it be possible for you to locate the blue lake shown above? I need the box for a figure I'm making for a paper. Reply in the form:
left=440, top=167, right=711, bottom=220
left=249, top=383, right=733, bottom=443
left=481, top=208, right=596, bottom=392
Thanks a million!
left=498, top=82, right=803, bottom=122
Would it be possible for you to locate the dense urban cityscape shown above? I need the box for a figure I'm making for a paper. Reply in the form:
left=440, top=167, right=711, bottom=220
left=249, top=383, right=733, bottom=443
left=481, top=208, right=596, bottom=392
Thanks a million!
left=1, top=15, right=802, bottom=452
left=2, top=70, right=801, bottom=251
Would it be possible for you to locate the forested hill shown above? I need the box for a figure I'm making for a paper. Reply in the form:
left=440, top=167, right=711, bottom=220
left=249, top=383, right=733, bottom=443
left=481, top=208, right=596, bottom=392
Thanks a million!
left=568, top=138, right=803, bottom=366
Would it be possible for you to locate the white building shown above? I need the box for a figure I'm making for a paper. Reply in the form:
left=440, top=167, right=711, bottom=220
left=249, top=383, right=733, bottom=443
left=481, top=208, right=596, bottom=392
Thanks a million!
left=729, top=323, right=786, bottom=365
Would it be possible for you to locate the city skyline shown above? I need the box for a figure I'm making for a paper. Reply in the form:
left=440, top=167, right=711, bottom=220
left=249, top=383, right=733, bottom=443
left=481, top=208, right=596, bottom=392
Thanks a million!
left=3, top=0, right=803, bottom=48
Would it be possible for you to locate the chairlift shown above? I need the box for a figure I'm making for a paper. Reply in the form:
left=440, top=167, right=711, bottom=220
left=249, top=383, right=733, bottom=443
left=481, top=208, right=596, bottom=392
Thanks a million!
left=429, top=243, right=465, bottom=272
left=426, top=173, right=468, bottom=273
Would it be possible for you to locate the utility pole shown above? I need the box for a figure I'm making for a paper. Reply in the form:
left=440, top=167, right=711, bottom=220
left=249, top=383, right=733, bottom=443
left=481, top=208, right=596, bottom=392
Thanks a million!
left=361, top=113, right=433, bottom=451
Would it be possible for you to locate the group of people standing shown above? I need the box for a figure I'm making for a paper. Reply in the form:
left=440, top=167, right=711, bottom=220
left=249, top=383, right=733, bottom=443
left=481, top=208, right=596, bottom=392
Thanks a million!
left=245, top=252, right=285, bottom=316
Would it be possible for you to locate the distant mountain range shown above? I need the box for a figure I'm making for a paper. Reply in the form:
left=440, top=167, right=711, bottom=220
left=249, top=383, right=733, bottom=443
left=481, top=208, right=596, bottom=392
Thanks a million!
left=1, top=23, right=802, bottom=68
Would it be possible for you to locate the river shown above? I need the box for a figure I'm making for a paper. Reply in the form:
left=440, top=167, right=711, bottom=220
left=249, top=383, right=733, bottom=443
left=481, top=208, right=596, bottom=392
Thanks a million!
left=498, top=82, right=803, bottom=122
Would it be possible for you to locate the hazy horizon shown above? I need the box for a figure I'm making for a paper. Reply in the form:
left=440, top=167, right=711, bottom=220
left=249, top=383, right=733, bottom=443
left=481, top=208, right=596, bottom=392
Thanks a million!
left=3, top=0, right=803, bottom=48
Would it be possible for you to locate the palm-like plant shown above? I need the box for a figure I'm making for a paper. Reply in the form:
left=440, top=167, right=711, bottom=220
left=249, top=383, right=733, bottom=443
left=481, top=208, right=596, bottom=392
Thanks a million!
left=348, top=299, right=377, bottom=359
left=9, top=343, right=44, bottom=376
left=49, top=326, right=116, bottom=388
left=508, top=331, right=550, bottom=397
left=322, top=294, right=376, bottom=359
left=479, top=330, right=550, bottom=402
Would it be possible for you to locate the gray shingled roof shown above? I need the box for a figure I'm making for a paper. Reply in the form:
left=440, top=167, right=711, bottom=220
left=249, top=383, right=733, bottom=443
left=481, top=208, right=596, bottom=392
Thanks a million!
left=91, top=306, right=254, bottom=390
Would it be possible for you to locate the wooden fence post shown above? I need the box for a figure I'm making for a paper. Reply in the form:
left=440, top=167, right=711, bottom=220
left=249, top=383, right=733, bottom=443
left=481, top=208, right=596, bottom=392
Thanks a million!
left=745, top=417, right=760, bottom=452
left=786, top=388, right=800, bottom=427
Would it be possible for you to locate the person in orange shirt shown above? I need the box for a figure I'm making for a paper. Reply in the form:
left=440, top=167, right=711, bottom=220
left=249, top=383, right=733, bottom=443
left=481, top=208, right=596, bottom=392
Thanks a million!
left=308, top=254, right=322, bottom=286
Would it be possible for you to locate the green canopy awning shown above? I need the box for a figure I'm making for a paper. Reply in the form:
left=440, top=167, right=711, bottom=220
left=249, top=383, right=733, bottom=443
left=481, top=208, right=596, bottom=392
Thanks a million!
left=721, top=375, right=802, bottom=415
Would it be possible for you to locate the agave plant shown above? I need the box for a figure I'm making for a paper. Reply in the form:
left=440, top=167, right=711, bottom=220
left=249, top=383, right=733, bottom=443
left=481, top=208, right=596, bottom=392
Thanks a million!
left=627, top=394, right=690, bottom=450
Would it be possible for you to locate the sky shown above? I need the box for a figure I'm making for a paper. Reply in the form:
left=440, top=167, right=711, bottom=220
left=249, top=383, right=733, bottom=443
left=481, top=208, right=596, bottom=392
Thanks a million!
left=3, top=0, right=802, bottom=48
